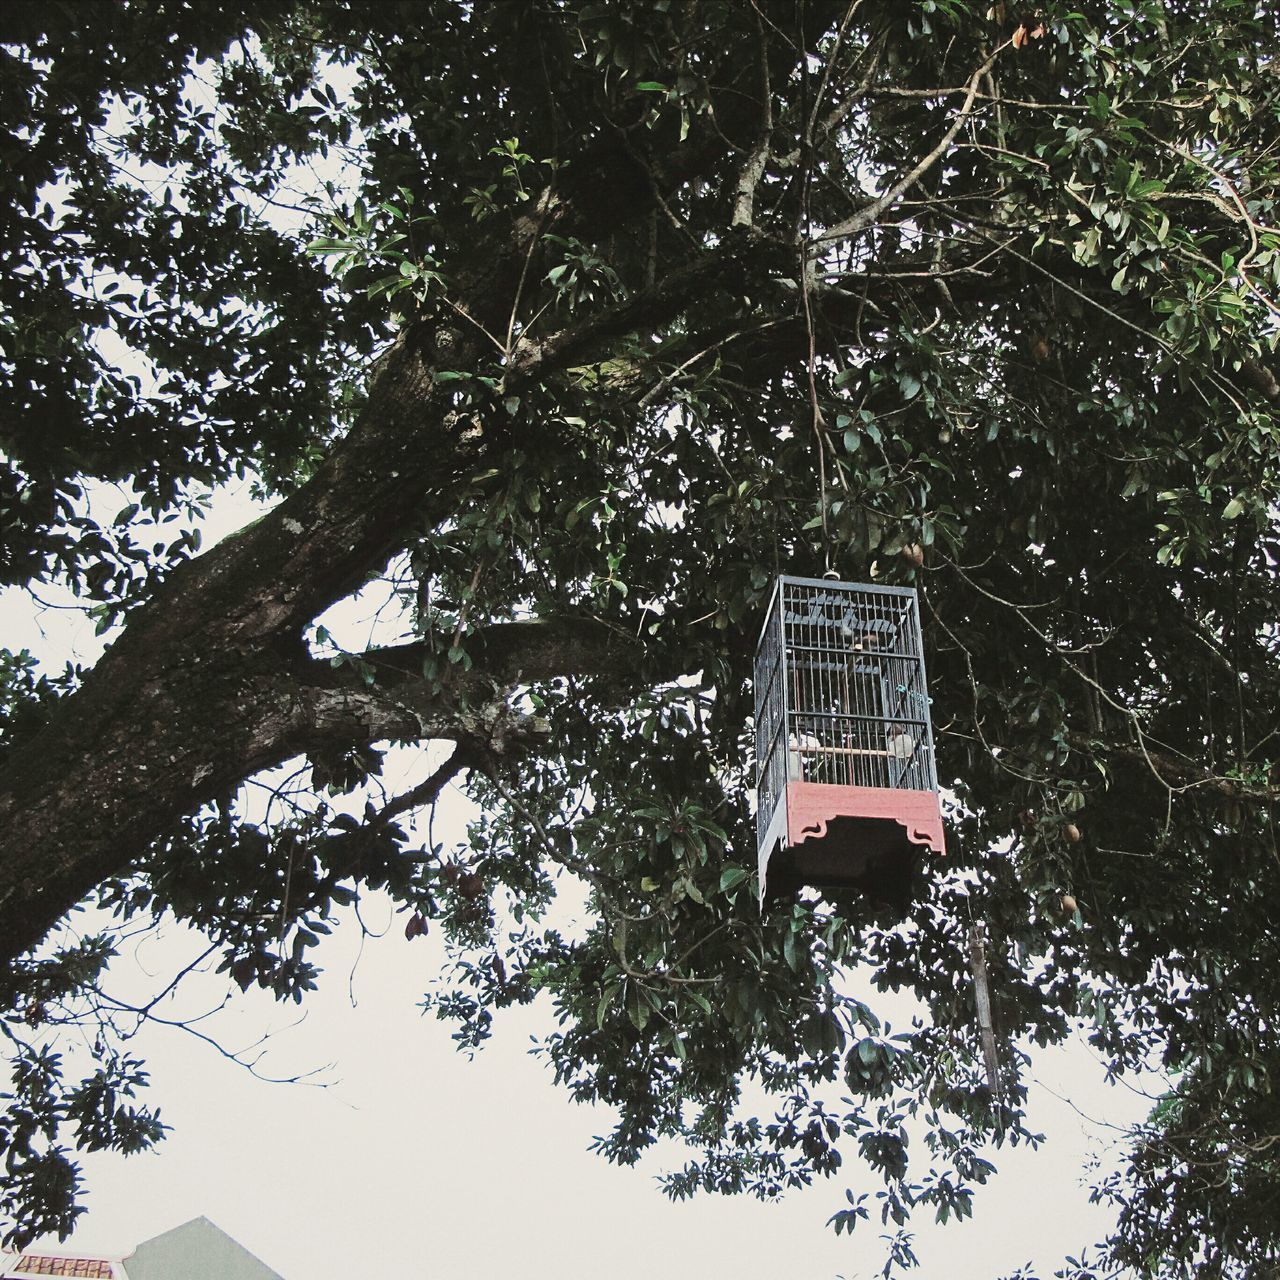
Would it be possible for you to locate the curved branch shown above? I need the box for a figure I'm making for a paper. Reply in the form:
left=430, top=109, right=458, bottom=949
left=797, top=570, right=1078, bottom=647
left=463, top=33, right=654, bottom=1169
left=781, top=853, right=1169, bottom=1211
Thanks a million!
left=815, top=49, right=999, bottom=246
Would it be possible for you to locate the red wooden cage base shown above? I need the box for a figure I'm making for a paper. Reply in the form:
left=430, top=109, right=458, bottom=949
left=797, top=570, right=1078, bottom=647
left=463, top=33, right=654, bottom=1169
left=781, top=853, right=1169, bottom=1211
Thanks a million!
left=760, top=781, right=946, bottom=909
left=785, top=781, right=946, bottom=857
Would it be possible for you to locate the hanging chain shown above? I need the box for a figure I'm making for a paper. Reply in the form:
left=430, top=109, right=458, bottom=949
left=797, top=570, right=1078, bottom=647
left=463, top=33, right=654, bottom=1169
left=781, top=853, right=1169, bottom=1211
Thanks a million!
left=796, top=1, right=833, bottom=578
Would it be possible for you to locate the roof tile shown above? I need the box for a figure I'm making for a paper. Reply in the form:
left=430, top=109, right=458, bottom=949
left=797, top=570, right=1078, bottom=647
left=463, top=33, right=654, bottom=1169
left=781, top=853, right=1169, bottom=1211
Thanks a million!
left=10, top=1257, right=114, bottom=1277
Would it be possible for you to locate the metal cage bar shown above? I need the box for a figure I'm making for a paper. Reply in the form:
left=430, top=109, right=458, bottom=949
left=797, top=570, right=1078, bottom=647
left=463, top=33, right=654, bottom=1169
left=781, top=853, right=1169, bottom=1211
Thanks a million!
left=754, top=577, right=938, bottom=858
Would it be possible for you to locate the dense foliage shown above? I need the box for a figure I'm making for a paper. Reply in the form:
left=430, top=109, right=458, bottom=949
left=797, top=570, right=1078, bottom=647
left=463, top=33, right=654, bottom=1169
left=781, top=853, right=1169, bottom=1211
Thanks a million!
left=3, top=1, right=1280, bottom=1273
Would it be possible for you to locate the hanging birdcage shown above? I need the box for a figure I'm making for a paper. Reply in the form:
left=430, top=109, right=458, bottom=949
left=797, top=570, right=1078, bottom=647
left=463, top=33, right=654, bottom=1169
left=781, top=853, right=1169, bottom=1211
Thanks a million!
left=753, top=576, right=945, bottom=910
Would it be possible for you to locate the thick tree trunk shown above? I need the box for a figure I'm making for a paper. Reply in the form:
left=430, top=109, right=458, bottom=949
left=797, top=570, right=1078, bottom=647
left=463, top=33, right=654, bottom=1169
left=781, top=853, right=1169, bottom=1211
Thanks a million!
left=0, top=342, right=441, bottom=960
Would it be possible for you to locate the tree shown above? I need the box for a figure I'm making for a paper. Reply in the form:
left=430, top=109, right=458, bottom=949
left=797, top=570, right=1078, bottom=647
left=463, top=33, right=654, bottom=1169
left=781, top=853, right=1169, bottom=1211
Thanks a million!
left=3, top=0, right=1280, bottom=1271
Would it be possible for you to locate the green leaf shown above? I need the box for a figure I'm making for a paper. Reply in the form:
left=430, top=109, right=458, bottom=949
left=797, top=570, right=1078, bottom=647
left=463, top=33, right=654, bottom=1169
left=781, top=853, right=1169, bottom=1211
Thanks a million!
left=628, top=989, right=650, bottom=1031
left=596, top=983, right=620, bottom=1028
left=305, top=237, right=354, bottom=255
left=687, top=990, right=713, bottom=1016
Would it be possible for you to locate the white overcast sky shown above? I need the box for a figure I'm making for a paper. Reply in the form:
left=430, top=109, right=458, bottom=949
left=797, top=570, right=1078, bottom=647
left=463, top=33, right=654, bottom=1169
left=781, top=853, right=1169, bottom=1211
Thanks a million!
left=20, top=893, right=1149, bottom=1280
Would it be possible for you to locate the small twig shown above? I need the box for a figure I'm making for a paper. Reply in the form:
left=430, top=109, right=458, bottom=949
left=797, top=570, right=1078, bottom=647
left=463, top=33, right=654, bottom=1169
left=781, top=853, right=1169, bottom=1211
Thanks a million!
left=805, top=0, right=864, bottom=144
left=637, top=320, right=785, bottom=407
left=92, top=984, right=332, bottom=1085
left=372, top=747, right=468, bottom=830
left=816, top=48, right=1000, bottom=245
left=440, top=295, right=505, bottom=354
left=504, top=183, right=560, bottom=361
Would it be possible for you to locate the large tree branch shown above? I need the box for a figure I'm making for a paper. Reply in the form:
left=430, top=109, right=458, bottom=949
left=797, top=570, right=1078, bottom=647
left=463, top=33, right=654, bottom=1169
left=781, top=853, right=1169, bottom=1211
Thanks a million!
left=361, top=617, right=644, bottom=687
left=0, top=6, right=849, bottom=983
left=285, top=616, right=648, bottom=766
left=1068, top=731, right=1280, bottom=807
left=0, top=608, right=646, bottom=988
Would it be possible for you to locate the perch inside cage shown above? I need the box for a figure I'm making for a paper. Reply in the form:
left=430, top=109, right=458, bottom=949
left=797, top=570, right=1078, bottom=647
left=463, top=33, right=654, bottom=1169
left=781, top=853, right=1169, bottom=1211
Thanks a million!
left=753, top=576, right=945, bottom=910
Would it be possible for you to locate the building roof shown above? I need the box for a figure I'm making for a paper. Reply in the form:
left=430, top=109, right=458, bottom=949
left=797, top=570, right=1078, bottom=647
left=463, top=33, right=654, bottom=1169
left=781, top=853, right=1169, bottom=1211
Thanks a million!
left=124, top=1217, right=283, bottom=1280
left=3, top=1215, right=281, bottom=1280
